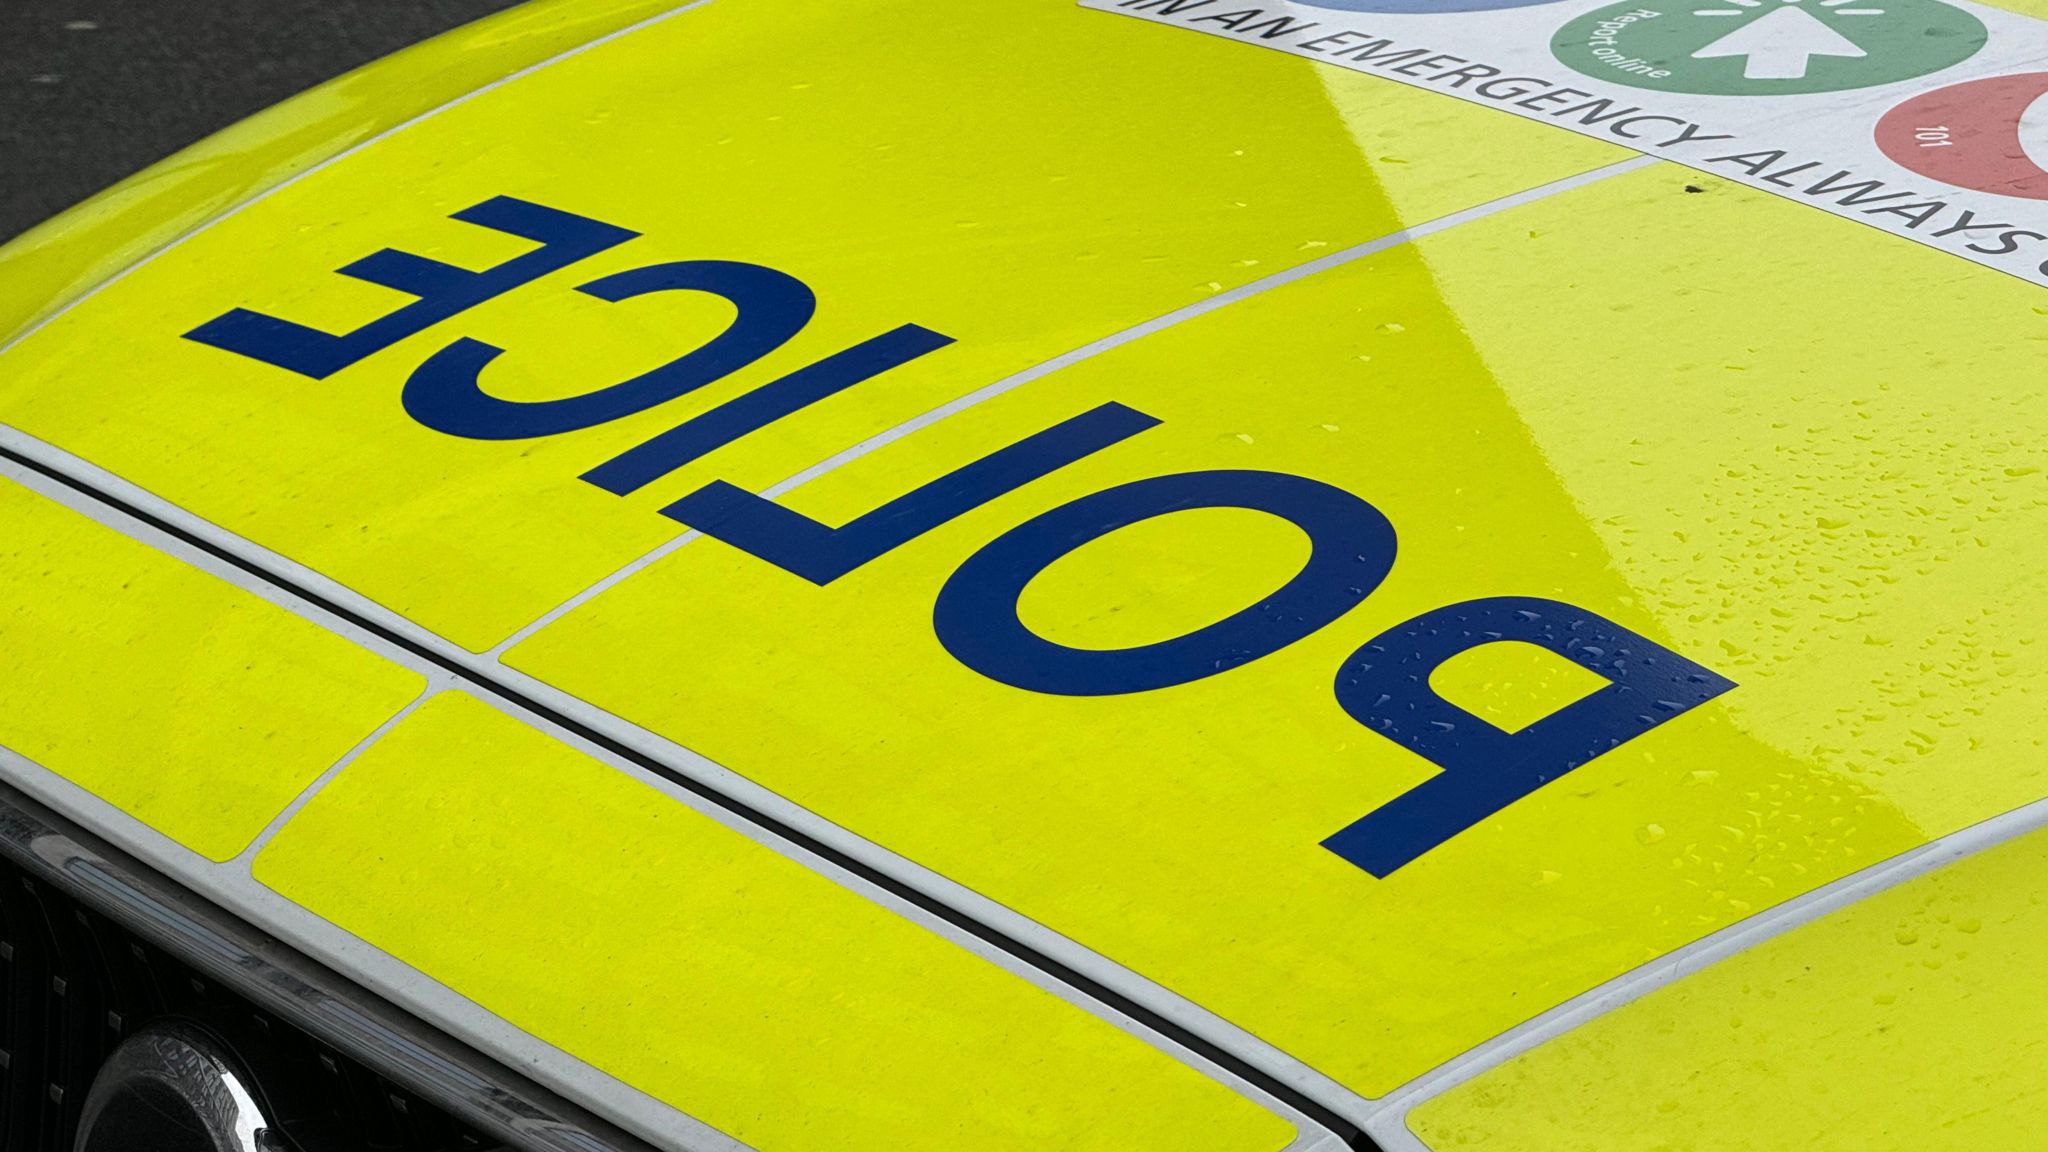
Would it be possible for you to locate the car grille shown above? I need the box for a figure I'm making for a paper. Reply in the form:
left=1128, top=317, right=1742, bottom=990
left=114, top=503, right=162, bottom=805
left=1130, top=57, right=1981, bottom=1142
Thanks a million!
left=0, top=851, right=498, bottom=1152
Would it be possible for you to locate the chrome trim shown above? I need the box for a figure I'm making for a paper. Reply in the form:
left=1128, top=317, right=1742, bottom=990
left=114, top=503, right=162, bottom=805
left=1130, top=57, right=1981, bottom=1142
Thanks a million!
left=0, top=779, right=657, bottom=1152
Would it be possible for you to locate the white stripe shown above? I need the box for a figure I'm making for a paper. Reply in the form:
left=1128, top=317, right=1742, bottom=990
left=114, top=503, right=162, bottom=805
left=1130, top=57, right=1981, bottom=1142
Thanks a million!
left=1362, top=794, right=2048, bottom=1150
left=491, top=154, right=1660, bottom=655
left=231, top=677, right=452, bottom=866
left=0, top=742, right=752, bottom=1152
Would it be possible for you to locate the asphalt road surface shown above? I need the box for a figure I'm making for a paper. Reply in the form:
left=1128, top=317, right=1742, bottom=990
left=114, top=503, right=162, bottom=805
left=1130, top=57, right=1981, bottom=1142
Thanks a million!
left=0, top=0, right=528, bottom=243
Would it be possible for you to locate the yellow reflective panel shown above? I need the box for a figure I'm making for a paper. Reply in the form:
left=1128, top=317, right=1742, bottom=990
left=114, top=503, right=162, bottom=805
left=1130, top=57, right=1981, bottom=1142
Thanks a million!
left=0, top=479, right=421, bottom=860
left=1413, top=167, right=2048, bottom=838
left=1411, top=824, right=2048, bottom=1151
left=1427, top=642, right=1608, bottom=737
left=0, top=0, right=1622, bottom=652
left=511, top=162, right=2048, bottom=1097
left=253, top=691, right=1295, bottom=1152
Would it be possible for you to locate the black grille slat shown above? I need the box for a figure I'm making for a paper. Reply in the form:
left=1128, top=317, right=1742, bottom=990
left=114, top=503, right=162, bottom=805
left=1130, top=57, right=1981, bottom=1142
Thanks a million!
left=37, top=882, right=114, bottom=1146
left=6, top=876, right=60, bottom=1151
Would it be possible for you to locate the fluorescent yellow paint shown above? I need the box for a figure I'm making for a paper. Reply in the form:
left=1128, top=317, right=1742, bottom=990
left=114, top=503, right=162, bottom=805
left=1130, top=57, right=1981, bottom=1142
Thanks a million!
left=1415, top=168, right=2048, bottom=838
left=0, top=0, right=1623, bottom=651
left=9, top=0, right=2039, bottom=1117
left=0, top=478, right=421, bottom=860
left=1017, top=505, right=1314, bottom=651
left=1411, top=824, right=2048, bottom=1151
left=253, top=691, right=1294, bottom=1152
left=512, top=162, right=2048, bottom=1097
left=1983, top=0, right=2048, bottom=19
left=1427, top=642, right=1608, bottom=737
left=0, top=0, right=690, bottom=348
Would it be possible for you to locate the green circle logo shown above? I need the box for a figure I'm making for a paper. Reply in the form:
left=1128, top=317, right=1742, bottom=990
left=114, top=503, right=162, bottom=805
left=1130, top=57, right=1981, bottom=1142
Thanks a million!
left=1552, top=0, right=1987, bottom=95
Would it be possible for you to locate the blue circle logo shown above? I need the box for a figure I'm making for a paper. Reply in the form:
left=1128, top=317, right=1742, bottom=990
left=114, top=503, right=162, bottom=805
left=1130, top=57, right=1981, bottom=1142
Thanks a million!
left=1297, top=0, right=1568, bottom=11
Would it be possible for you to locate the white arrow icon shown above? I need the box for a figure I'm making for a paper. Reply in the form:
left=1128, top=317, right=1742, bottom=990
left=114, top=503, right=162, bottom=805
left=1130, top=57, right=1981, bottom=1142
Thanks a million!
left=1692, top=6, right=1868, bottom=79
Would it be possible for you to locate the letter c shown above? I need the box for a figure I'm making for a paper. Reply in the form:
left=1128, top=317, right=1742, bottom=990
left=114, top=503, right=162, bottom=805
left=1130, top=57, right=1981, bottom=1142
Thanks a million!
left=402, top=260, right=814, bottom=440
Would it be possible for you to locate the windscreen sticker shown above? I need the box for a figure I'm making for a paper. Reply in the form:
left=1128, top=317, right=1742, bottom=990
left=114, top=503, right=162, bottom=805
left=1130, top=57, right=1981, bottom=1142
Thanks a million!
left=1084, top=0, right=2048, bottom=286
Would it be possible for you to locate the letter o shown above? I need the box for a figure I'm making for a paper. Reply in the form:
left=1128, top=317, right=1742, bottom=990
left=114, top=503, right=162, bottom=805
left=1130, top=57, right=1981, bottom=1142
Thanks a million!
left=933, top=469, right=1396, bottom=696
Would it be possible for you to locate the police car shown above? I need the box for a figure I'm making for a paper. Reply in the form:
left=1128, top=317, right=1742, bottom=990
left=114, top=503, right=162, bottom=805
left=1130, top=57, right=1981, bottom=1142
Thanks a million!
left=1, top=0, right=2042, bottom=1149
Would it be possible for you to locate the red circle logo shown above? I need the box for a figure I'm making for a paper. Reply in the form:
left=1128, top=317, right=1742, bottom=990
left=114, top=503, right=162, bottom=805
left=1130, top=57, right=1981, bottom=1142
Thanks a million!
left=1877, top=72, right=2048, bottom=200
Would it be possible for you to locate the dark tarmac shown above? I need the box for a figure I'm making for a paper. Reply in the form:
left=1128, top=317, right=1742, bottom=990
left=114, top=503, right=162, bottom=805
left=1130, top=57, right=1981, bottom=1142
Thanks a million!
left=0, top=0, right=525, bottom=243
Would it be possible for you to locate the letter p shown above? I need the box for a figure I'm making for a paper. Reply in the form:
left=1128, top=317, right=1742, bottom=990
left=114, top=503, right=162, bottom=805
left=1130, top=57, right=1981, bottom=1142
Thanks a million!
left=1323, top=596, right=1734, bottom=877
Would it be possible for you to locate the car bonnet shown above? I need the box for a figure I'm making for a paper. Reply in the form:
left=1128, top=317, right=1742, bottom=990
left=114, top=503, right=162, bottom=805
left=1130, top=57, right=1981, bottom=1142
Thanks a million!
left=3, top=0, right=2048, bottom=1148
